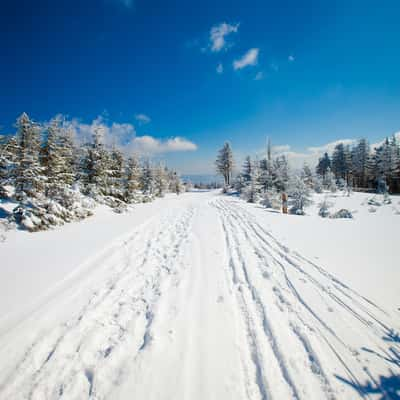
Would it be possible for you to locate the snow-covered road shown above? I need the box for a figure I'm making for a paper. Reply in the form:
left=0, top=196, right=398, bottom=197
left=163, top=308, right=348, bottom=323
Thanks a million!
left=0, top=192, right=399, bottom=399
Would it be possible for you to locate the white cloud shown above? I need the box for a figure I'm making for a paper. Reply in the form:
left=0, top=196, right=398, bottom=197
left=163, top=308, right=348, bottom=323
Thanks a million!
left=209, top=22, right=239, bottom=52
left=307, top=139, right=356, bottom=154
left=288, top=55, right=295, bottom=62
left=129, top=136, right=198, bottom=155
left=66, top=116, right=197, bottom=156
left=233, top=48, right=259, bottom=70
left=263, top=139, right=357, bottom=170
left=216, top=63, right=224, bottom=74
left=135, top=113, right=151, bottom=125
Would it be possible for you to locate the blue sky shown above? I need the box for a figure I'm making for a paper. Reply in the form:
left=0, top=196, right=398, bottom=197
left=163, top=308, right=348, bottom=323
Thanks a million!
left=1, top=0, right=399, bottom=173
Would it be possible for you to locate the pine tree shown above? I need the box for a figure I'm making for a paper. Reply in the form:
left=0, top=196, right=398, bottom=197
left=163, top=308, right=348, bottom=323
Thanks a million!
left=0, top=135, right=8, bottom=198
left=241, top=156, right=253, bottom=184
left=331, top=143, right=351, bottom=183
left=287, top=175, right=312, bottom=215
left=41, top=116, right=67, bottom=198
left=258, top=157, right=274, bottom=192
left=141, top=159, right=155, bottom=197
left=272, top=155, right=289, bottom=192
left=215, top=142, right=234, bottom=189
left=301, top=163, right=313, bottom=188
left=124, top=155, right=141, bottom=202
left=108, top=146, right=125, bottom=200
left=242, top=161, right=261, bottom=203
left=83, top=126, right=109, bottom=196
left=351, top=138, right=370, bottom=188
left=154, top=164, right=168, bottom=197
left=14, top=113, right=46, bottom=203
left=316, top=152, right=331, bottom=178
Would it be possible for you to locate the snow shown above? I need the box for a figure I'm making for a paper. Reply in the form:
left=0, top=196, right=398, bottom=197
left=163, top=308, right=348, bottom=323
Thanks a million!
left=0, top=191, right=399, bottom=399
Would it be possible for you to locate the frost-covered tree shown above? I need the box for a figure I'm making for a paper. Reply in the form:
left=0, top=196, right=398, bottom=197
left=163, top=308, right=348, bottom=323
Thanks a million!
left=301, top=164, right=313, bottom=188
left=241, top=161, right=261, bottom=203
left=316, top=152, right=331, bottom=178
left=108, top=146, right=125, bottom=200
left=259, top=157, right=274, bottom=193
left=14, top=113, right=46, bottom=202
left=215, top=142, right=234, bottom=189
left=272, top=155, right=289, bottom=192
left=124, top=155, right=141, bottom=202
left=351, top=138, right=370, bottom=188
left=323, top=167, right=337, bottom=192
left=332, top=143, right=352, bottom=183
left=154, top=164, right=169, bottom=197
left=241, top=156, right=253, bottom=184
left=141, top=160, right=155, bottom=196
left=82, top=126, right=109, bottom=196
left=287, top=175, right=312, bottom=215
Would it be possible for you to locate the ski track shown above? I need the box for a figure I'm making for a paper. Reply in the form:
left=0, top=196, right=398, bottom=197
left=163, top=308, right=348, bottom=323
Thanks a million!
left=0, top=193, right=399, bottom=400
left=211, top=197, right=400, bottom=400
left=0, top=206, right=196, bottom=400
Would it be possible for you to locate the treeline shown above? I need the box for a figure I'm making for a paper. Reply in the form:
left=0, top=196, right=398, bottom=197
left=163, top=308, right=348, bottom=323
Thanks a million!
left=216, top=141, right=311, bottom=214
left=316, top=136, right=400, bottom=193
left=216, top=136, right=400, bottom=215
left=0, top=113, right=184, bottom=231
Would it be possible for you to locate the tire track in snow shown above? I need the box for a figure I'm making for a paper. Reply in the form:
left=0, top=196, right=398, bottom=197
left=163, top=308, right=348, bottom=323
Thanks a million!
left=0, top=207, right=196, bottom=400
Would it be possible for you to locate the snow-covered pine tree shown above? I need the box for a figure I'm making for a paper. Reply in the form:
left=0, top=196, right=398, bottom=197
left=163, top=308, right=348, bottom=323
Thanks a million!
left=141, top=159, right=155, bottom=198
left=331, top=143, right=351, bottom=183
left=287, top=174, right=312, bottom=215
left=272, top=155, right=289, bottom=192
left=301, top=163, right=313, bottom=188
left=242, top=156, right=253, bottom=184
left=316, top=152, right=331, bottom=178
left=14, top=113, right=46, bottom=203
left=41, top=116, right=67, bottom=198
left=154, top=164, right=169, bottom=197
left=351, top=138, right=370, bottom=189
left=108, top=146, right=125, bottom=200
left=323, top=167, right=337, bottom=192
left=82, top=126, right=109, bottom=197
left=215, top=142, right=234, bottom=190
left=0, top=135, right=8, bottom=198
left=124, top=155, right=142, bottom=203
left=241, top=159, right=261, bottom=203
left=258, top=157, right=274, bottom=193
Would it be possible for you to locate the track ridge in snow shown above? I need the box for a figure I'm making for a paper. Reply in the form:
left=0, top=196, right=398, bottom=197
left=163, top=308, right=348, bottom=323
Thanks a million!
left=211, top=196, right=400, bottom=400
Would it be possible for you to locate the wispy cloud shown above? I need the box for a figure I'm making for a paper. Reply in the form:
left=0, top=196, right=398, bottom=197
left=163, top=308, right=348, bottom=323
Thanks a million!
left=135, top=113, right=151, bottom=125
left=233, top=48, right=259, bottom=70
left=130, top=136, right=198, bottom=155
left=288, top=55, right=295, bottom=62
left=209, top=22, right=239, bottom=52
left=267, top=139, right=357, bottom=169
left=216, top=63, right=224, bottom=74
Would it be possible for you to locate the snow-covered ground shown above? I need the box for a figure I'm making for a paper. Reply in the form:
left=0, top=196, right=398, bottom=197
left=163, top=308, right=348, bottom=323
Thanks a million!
left=0, top=191, right=399, bottom=399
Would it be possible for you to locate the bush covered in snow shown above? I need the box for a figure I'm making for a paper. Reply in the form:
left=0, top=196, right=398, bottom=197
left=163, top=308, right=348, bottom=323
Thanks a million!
left=330, top=209, right=353, bottom=219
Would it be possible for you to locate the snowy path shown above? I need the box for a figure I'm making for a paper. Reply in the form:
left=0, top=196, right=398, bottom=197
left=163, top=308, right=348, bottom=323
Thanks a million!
left=0, top=193, right=399, bottom=399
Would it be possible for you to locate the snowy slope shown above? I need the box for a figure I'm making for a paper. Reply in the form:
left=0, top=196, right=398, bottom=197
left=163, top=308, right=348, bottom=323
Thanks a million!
left=0, top=191, right=399, bottom=399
